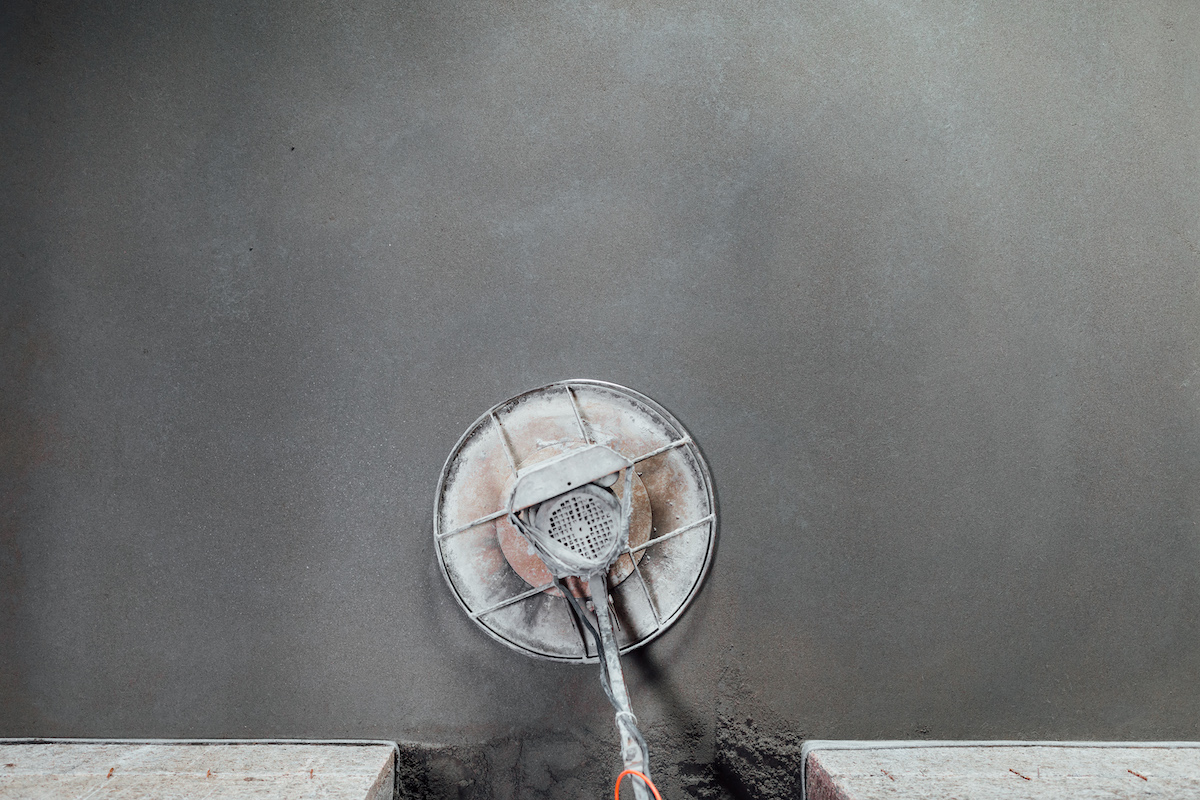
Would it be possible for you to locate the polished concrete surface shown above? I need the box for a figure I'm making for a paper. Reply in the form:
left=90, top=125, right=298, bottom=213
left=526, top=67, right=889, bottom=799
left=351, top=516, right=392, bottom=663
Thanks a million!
left=2, top=1, right=1199, bottom=797
left=805, top=742, right=1200, bottom=800
left=0, top=742, right=394, bottom=800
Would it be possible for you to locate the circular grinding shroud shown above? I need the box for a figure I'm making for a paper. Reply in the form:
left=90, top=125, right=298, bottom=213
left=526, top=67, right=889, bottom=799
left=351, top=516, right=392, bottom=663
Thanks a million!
left=434, top=380, right=718, bottom=662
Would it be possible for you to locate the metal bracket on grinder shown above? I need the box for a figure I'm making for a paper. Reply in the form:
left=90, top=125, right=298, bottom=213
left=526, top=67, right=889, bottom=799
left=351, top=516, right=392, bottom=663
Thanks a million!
left=508, top=444, right=632, bottom=512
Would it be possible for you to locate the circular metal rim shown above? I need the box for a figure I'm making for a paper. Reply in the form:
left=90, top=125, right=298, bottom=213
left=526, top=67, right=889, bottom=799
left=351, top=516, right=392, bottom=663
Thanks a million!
left=433, top=379, right=718, bottom=663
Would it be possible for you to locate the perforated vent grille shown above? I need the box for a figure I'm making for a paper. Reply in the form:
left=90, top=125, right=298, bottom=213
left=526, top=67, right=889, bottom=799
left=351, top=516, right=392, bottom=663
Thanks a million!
left=545, top=492, right=618, bottom=561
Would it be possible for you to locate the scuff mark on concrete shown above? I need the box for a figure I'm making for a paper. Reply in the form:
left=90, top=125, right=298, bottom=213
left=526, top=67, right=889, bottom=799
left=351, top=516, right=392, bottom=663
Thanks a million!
left=0, top=305, right=59, bottom=730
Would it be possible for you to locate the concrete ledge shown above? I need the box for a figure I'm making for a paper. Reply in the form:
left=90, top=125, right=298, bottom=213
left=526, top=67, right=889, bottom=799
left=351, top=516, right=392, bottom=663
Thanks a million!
left=0, top=740, right=396, bottom=800
left=804, top=741, right=1200, bottom=799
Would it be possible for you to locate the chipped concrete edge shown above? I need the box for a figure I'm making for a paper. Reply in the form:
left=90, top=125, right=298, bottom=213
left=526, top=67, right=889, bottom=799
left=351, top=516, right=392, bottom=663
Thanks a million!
left=0, top=738, right=402, bottom=800
left=798, top=740, right=1200, bottom=800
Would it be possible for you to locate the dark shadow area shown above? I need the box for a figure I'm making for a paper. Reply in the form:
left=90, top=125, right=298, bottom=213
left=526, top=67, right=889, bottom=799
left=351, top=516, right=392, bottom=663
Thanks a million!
left=628, top=647, right=804, bottom=800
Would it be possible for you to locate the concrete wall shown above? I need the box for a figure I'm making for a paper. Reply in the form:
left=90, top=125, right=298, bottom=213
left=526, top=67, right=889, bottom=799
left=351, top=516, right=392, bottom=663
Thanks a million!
left=3, top=1, right=1198, bottom=796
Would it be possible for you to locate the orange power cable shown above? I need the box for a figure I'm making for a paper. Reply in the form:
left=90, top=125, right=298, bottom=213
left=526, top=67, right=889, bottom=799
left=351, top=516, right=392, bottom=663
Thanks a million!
left=614, top=769, right=664, bottom=800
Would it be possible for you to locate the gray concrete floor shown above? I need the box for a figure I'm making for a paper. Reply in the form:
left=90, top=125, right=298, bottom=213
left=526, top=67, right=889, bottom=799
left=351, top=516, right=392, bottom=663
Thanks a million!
left=2, top=2, right=1199, bottom=798
left=805, top=743, right=1200, bottom=800
left=0, top=742, right=395, bottom=800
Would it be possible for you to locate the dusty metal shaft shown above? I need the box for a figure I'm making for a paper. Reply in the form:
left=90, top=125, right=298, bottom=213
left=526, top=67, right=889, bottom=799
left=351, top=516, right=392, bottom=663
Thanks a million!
left=589, top=571, right=651, bottom=800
